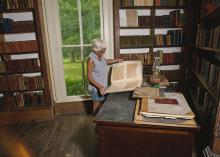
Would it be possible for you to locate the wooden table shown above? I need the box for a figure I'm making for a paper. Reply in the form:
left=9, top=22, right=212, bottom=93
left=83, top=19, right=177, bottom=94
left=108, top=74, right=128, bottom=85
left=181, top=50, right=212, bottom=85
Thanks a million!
left=94, top=92, right=199, bottom=157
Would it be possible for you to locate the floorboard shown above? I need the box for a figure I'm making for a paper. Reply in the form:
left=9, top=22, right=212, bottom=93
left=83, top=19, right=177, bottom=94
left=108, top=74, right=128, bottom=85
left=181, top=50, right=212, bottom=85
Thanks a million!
left=0, top=113, right=98, bottom=157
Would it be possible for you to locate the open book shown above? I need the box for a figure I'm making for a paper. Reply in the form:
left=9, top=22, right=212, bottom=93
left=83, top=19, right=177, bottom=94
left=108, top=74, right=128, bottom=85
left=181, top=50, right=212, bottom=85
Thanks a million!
left=106, top=61, right=143, bottom=93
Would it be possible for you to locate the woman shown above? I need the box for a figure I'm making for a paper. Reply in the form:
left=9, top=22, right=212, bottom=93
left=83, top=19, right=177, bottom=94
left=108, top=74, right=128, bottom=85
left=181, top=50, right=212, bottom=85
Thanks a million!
left=87, top=38, right=122, bottom=115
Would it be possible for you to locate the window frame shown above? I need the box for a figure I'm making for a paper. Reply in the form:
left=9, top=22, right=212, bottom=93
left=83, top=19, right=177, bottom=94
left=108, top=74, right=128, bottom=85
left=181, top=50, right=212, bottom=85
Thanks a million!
left=41, top=0, right=114, bottom=102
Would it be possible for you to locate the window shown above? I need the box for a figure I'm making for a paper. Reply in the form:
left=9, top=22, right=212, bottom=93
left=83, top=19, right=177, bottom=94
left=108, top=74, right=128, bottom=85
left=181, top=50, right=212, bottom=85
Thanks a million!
left=58, top=0, right=101, bottom=96
left=42, top=0, right=114, bottom=102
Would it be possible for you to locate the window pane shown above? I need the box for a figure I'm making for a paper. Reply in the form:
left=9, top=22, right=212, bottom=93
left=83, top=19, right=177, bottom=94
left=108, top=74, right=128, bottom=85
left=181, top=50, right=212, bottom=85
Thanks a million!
left=58, top=0, right=80, bottom=45
left=62, top=47, right=84, bottom=96
left=81, top=0, right=101, bottom=44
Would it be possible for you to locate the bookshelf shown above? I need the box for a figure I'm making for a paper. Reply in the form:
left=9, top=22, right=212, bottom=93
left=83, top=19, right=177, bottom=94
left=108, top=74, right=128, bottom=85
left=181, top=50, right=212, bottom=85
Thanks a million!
left=113, top=0, right=188, bottom=88
left=187, top=0, right=220, bottom=155
left=0, top=0, right=53, bottom=122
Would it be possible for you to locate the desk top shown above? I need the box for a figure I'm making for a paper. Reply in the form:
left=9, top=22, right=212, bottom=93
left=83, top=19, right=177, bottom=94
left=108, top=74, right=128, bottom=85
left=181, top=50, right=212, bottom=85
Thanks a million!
left=94, top=92, right=200, bottom=131
left=94, top=92, right=135, bottom=124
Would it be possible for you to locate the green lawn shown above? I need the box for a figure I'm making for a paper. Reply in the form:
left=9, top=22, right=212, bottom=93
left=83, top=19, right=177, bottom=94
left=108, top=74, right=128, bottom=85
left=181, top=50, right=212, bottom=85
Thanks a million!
left=63, top=58, right=87, bottom=95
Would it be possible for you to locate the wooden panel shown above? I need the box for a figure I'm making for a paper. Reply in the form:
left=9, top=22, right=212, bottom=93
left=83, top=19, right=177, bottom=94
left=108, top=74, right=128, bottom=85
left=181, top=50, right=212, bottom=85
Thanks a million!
left=55, top=100, right=93, bottom=114
left=0, top=107, right=54, bottom=124
left=96, top=125, right=194, bottom=157
left=212, top=137, right=220, bottom=154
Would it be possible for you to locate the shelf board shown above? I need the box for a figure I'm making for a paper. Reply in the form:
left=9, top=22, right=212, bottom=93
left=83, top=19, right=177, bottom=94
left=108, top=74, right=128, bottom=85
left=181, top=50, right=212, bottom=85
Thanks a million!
left=0, top=31, right=35, bottom=34
left=0, top=8, right=34, bottom=13
left=120, top=26, right=184, bottom=29
left=197, top=47, right=220, bottom=53
left=191, top=68, right=218, bottom=101
left=120, top=45, right=182, bottom=49
left=120, top=46, right=152, bottom=49
left=0, top=88, right=44, bottom=93
left=0, top=51, right=39, bottom=55
left=153, top=45, right=183, bottom=48
left=0, top=70, right=42, bottom=75
left=119, top=6, right=186, bottom=9
left=200, top=6, right=220, bottom=24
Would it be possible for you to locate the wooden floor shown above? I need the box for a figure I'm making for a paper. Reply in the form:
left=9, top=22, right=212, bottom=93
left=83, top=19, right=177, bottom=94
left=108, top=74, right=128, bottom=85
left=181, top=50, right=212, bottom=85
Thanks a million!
left=0, top=113, right=98, bottom=157
left=0, top=113, right=198, bottom=157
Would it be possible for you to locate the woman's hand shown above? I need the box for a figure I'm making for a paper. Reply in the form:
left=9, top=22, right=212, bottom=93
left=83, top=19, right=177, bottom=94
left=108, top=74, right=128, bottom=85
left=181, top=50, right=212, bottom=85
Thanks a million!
left=99, top=87, right=106, bottom=96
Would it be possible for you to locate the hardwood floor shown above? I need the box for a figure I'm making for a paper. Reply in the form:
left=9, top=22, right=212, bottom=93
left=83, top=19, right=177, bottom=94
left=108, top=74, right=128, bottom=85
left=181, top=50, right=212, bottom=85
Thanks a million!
left=0, top=113, right=198, bottom=157
left=0, top=113, right=98, bottom=157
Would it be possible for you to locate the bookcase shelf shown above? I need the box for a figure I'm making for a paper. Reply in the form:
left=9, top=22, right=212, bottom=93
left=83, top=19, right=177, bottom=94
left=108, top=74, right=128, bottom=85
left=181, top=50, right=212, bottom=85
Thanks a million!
left=0, top=51, right=39, bottom=55
left=113, top=0, right=187, bottom=85
left=187, top=0, right=220, bottom=154
left=0, top=8, right=34, bottom=13
left=119, top=6, right=186, bottom=9
left=0, top=0, right=53, bottom=123
left=197, top=47, right=220, bottom=53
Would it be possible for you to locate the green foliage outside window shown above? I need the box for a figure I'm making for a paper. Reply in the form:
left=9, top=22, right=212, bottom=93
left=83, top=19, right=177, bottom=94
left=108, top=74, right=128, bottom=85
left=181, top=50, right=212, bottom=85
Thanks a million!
left=58, top=0, right=101, bottom=96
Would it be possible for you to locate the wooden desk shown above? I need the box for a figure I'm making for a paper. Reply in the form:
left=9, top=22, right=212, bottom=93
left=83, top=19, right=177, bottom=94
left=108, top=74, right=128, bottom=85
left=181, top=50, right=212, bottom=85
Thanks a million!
left=94, top=92, right=199, bottom=157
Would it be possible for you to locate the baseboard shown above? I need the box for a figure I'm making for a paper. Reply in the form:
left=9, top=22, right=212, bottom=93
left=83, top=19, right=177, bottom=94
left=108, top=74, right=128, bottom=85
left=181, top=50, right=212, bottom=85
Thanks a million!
left=54, top=100, right=93, bottom=114
left=0, top=107, right=54, bottom=124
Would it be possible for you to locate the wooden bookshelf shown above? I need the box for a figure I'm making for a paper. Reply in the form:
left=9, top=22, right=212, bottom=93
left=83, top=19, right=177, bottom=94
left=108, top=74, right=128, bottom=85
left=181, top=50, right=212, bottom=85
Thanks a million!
left=187, top=0, right=220, bottom=155
left=113, top=0, right=188, bottom=87
left=0, top=0, right=53, bottom=123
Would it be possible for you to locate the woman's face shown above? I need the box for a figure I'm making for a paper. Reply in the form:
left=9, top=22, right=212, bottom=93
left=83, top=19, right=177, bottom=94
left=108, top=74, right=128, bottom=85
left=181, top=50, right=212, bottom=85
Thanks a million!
left=96, top=48, right=106, bottom=57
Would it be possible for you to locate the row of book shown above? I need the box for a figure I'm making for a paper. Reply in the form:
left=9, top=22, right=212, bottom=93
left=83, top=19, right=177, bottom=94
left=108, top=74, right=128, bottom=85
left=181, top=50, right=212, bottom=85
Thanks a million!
left=201, top=0, right=220, bottom=16
left=120, top=35, right=153, bottom=48
left=196, top=25, right=220, bottom=49
left=0, top=40, right=38, bottom=54
left=155, top=0, right=184, bottom=6
left=120, top=0, right=153, bottom=6
left=119, top=52, right=182, bottom=65
left=0, top=0, right=34, bottom=10
left=0, top=59, right=40, bottom=74
left=192, top=56, right=220, bottom=93
left=119, top=52, right=153, bottom=65
left=0, top=19, right=35, bottom=33
left=154, top=50, right=182, bottom=64
left=0, top=75, right=44, bottom=91
left=120, top=0, right=184, bottom=6
left=155, top=10, right=184, bottom=27
left=120, top=9, right=184, bottom=27
left=0, top=92, right=45, bottom=110
left=155, top=30, right=183, bottom=46
left=0, top=18, right=13, bottom=33
left=162, top=69, right=181, bottom=81
left=189, top=77, right=218, bottom=133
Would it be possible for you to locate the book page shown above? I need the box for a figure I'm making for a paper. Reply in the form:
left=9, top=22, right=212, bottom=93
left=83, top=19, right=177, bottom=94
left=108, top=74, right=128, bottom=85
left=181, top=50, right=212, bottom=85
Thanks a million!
left=106, top=61, right=142, bottom=93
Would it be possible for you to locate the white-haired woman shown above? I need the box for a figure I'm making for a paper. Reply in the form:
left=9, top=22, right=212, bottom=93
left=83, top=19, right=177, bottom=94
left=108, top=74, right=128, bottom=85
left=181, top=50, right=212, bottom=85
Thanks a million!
left=87, top=38, right=122, bottom=115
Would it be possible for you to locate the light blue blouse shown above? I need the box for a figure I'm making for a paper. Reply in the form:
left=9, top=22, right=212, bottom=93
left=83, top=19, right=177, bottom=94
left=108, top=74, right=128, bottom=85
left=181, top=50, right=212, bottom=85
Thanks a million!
left=88, top=51, right=108, bottom=91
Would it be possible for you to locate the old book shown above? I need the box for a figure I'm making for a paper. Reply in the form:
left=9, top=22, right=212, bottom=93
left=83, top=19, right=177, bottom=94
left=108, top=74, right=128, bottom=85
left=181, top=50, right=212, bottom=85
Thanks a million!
left=133, top=86, right=164, bottom=98
left=140, top=92, right=195, bottom=119
left=106, top=61, right=143, bottom=93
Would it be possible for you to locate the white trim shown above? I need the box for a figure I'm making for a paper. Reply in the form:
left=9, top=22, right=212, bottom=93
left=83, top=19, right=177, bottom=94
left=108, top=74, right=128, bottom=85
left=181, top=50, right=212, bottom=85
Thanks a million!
left=41, top=0, right=67, bottom=102
left=102, top=0, right=114, bottom=59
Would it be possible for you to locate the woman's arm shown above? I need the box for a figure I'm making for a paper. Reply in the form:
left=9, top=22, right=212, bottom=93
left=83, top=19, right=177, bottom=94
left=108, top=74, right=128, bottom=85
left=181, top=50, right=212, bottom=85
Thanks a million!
left=106, top=58, right=123, bottom=65
left=87, top=58, right=105, bottom=95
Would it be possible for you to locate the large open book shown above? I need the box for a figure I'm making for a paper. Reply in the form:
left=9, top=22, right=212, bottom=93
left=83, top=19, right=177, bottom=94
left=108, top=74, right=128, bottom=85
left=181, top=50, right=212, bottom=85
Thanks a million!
left=106, top=61, right=143, bottom=93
